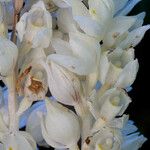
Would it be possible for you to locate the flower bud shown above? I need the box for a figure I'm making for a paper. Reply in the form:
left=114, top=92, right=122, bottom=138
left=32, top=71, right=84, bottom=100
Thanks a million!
left=40, top=98, right=81, bottom=149
left=47, top=61, right=81, bottom=106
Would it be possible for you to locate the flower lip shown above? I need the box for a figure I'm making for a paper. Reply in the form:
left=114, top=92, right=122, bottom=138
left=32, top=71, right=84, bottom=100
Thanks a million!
left=28, top=76, right=44, bottom=95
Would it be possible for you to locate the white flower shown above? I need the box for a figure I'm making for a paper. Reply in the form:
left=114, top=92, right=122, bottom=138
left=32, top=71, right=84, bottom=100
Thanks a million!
left=16, top=1, right=52, bottom=48
left=99, top=48, right=139, bottom=89
left=0, top=37, right=18, bottom=80
left=44, top=61, right=81, bottom=106
left=40, top=98, right=81, bottom=149
left=16, top=64, right=48, bottom=117
left=49, top=32, right=100, bottom=75
left=88, top=88, right=131, bottom=130
left=0, top=112, right=37, bottom=150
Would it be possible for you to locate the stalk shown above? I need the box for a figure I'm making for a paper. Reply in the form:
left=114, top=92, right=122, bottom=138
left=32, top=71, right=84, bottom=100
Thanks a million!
left=4, top=72, right=18, bottom=131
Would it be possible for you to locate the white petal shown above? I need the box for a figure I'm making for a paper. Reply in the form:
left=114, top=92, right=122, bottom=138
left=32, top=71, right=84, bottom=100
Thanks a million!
left=74, top=16, right=104, bottom=40
left=121, top=48, right=135, bottom=67
left=69, top=0, right=89, bottom=16
left=119, top=25, right=150, bottom=49
left=32, top=28, right=52, bottom=48
left=57, top=8, right=78, bottom=33
left=99, top=88, right=131, bottom=121
left=48, top=54, right=92, bottom=75
left=109, top=114, right=129, bottom=129
left=46, top=62, right=81, bottom=105
left=105, top=63, right=122, bottom=85
left=40, top=115, right=67, bottom=149
left=44, top=99, right=80, bottom=148
left=113, top=0, right=128, bottom=14
left=115, top=59, right=139, bottom=88
left=103, top=16, right=136, bottom=48
left=117, top=0, right=141, bottom=16
left=130, top=12, right=146, bottom=31
left=122, top=121, right=138, bottom=136
left=49, top=32, right=100, bottom=75
left=88, top=0, right=114, bottom=23
left=99, top=53, right=110, bottom=84
left=51, top=38, right=73, bottom=55
left=20, top=131, right=37, bottom=150
left=69, top=32, right=100, bottom=70
left=0, top=37, right=18, bottom=77
left=26, top=102, right=47, bottom=146
left=122, top=133, right=147, bottom=150
left=16, top=13, right=28, bottom=41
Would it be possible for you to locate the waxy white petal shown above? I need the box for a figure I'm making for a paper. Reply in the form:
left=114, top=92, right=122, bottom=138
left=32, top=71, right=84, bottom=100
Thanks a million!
left=26, top=102, right=48, bottom=147
left=0, top=37, right=18, bottom=78
left=103, top=16, right=136, bottom=48
left=130, top=12, right=146, bottom=31
left=74, top=16, right=104, bottom=40
left=119, top=25, right=150, bottom=49
left=115, top=59, right=139, bottom=88
left=57, top=8, right=78, bottom=33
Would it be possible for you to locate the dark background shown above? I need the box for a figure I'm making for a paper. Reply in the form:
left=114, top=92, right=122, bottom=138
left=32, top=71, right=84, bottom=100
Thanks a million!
left=0, top=0, right=150, bottom=149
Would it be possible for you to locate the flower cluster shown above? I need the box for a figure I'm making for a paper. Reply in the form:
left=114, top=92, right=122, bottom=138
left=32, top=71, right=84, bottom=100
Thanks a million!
left=0, top=0, right=149, bottom=150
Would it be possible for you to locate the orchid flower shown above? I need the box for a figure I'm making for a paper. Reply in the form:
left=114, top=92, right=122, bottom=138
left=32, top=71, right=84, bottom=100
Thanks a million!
left=49, top=32, right=101, bottom=75
left=16, top=1, right=52, bottom=49
left=40, top=98, right=81, bottom=150
left=0, top=0, right=148, bottom=150
left=0, top=113, right=37, bottom=150
left=99, top=47, right=139, bottom=89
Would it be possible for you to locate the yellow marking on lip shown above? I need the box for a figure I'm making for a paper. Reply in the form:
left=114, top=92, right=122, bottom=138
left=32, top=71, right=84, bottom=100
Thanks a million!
left=90, top=9, right=97, bottom=15
left=8, top=147, right=13, bottom=150
left=98, top=144, right=103, bottom=150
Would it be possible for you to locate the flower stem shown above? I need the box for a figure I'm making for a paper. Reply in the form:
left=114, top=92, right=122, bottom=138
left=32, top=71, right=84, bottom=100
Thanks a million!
left=4, top=72, right=18, bottom=131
